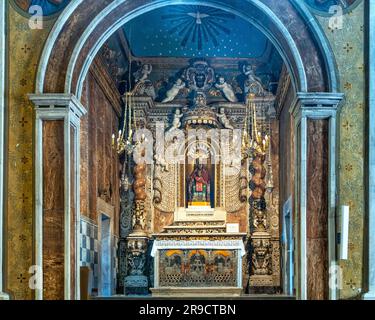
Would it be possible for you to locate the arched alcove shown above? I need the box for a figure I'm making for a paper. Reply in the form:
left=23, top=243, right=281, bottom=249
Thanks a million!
left=28, top=0, right=345, bottom=300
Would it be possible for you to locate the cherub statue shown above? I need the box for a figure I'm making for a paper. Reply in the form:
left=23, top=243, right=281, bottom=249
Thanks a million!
left=133, top=63, right=153, bottom=83
left=243, top=64, right=262, bottom=83
left=215, top=76, right=238, bottom=102
left=154, top=153, right=169, bottom=172
left=217, top=107, right=234, bottom=130
left=242, top=64, right=264, bottom=96
left=132, top=63, right=156, bottom=99
left=162, top=78, right=186, bottom=103
left=166, top=109, right=183, bottom=134
left=194, top=92, right=207, bottom=107
left=154, top=139, right=169, bottom=172
left=253, top=208, right=267, bottom=231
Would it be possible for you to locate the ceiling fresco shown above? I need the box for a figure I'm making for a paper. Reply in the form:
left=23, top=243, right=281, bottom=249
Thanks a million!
left=100, top=5, right=285, bottom=96
left=123, top=5, right=270, bottom=59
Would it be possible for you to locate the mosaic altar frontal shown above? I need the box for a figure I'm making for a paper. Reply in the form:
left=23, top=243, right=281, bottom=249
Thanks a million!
left=152, top=240, right=245, bottom=290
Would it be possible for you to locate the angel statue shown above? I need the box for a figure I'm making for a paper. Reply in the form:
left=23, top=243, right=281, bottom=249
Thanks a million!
left=132, top=63, right=156, bottom=99
left=217, top=108, right=234, bottom=130
left=215, top=76, right=238, bottom=102
left=154, top=153, right=169, bottom=172
left=242, top=64, right=264, bottom=96
left=133, top=63, right=153, bottom=83
left=162, top=78, right=186, bottom=103
left=166, top=109, right=183, bottom=134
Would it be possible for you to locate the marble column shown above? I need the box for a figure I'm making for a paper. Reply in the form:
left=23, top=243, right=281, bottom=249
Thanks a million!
left=363, top=0, right=375, bottom=300
left=0, top=0, right=9, bottom=301
left=290, top=93, right=344, bottom=300
left=29, top=94, right=87, bottom=300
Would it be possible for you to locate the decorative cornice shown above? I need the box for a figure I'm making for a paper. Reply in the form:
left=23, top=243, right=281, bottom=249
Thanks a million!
left=126, top=96, right=276, bottom=130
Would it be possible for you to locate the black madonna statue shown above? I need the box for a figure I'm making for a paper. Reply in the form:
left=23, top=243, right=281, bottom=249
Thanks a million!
left=187, top=162, right=211, bottom=206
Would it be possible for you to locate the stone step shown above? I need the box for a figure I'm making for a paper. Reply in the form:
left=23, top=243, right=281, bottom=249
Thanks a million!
left=162, top=220, right=227, bottom=234
left=94, top=294, right=296, bottom=300
left=163, top=225, right=227, bottom=234
left=172, top=220, right=226, bottom=227
left=164, top=225, right=226, bottom=230
left=152, top=232, right=246, bottom=239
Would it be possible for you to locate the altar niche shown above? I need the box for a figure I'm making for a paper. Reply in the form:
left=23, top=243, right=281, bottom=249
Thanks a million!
left=182, top=129, right=223, bottom=211
left=186, top=158, right=214, bottom=208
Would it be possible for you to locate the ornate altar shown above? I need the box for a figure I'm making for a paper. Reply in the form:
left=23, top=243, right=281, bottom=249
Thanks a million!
left=117, top=59, right=281, bottom=296
left=150, top=209, right=247, bottom=297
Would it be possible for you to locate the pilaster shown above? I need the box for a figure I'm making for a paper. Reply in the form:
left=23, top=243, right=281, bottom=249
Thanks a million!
left=29, top=94, right=87, bottom=300
left=290, top=92, right=344, bottom=300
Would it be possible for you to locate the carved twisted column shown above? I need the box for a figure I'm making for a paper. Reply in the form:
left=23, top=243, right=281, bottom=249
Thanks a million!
left=124, top=155, right=149, bottom=295
left=132, top=161, right=147, bottom=235
left=249, top=148, right=273, bottom=287
left=117, top=163, right=134, bottom=293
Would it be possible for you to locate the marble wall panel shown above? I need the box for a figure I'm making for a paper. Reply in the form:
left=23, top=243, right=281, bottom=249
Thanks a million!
left=306, top=119, right=329, bottom=300
left=82, top=64, right=121, bottom=235
left=42, top=120, right=65, bottom=300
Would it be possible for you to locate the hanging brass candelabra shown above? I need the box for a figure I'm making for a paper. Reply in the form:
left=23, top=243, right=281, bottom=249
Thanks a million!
left=242, top=93, right=270, bottom=159
left=112, top=88, right=140, bottom=156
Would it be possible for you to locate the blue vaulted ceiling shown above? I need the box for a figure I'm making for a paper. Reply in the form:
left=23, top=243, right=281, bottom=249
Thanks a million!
left=100, top=4, right=285, bottom=94
left=123, top=5, right=271, bottom=59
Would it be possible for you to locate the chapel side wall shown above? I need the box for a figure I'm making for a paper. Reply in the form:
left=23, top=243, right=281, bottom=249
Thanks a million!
left=277, top=81, right=295, bottom=293
left=79, top=57, right=122, bottom=238
left=279, top=84, right=295, bottom=220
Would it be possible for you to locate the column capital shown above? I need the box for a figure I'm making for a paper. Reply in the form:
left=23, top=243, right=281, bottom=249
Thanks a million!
left=290, top=92, right=345, bottom=121
left=28, top=93, right=87, bottom=119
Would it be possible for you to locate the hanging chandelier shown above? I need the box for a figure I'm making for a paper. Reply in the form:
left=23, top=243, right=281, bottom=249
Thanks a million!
left=242, top=93, right=270, bottom=159
left=112, top=26, right=139, bottom=156
left=112, top=90, right=137, bottom=156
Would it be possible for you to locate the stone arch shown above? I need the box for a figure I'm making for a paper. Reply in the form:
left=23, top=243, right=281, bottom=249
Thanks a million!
left=28, top=0, right=346, bottom=300
left=35, top=0, right=340, bottom=99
